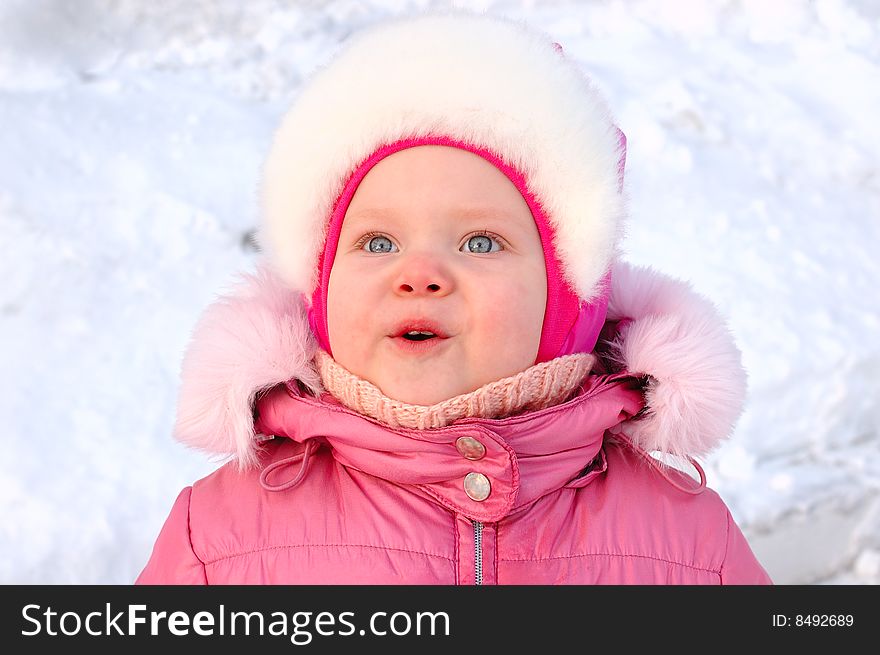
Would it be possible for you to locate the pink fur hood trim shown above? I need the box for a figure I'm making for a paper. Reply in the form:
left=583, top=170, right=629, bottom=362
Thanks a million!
left=173, top=260, right=747, bottom=468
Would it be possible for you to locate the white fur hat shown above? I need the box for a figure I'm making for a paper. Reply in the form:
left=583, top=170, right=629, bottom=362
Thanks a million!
left=258, top=9, right=626, bottom=306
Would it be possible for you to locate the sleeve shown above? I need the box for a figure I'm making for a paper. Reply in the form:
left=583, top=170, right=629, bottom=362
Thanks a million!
left=719, top=508, right=773, bottom=585
left=135, top=487, right=208, bottom=585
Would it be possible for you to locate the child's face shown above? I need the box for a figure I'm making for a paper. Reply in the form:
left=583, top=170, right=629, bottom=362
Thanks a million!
left=327, top=145, right=547, bottom=405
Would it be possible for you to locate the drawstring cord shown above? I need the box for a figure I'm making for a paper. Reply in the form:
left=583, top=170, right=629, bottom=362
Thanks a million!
left=611, top=429, right=707, bottom=495
left=259, top=439, right=321, bottom=492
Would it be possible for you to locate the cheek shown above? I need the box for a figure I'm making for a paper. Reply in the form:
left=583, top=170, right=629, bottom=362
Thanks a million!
left=327, top=265, right=367, bottom=344
left=327, top=260, right=393, bottom=357
left=472, top=271, right=546, bottom=345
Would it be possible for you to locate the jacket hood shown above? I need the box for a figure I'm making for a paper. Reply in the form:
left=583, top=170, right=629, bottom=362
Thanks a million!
left=173, top=260, right=747, bottom=469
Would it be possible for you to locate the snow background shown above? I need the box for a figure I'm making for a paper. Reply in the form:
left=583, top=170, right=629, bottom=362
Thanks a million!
left=1, top=0, right=877, bottom=585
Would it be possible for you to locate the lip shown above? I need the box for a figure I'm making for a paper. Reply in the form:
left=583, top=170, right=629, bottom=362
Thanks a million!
left=387, top=318, right=451, bottom=355
left=389, top=319, right=449, bottom=339
left=388, top=334, right=452, bottom=355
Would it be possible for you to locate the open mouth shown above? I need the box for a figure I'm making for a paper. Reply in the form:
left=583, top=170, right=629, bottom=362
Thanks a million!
left=402, top=331, right=437, bottom=342
left=390, top=324, right=449, bottom=354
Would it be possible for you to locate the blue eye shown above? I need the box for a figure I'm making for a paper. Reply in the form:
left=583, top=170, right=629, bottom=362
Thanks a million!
left=462, top=234, right=502, bottom=253
left=363, top=235, right=397, bottom=253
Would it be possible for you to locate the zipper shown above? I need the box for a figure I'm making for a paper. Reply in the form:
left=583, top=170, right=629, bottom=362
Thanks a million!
left=472, top=520, right=483, bottom=585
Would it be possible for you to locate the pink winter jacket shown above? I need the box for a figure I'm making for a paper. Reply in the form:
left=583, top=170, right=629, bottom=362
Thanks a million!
left=136, top=261, right=772, bottom=585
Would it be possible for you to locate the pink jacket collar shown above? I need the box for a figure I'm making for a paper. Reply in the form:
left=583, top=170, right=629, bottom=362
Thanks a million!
left=253, top=371, right=645, bottom=522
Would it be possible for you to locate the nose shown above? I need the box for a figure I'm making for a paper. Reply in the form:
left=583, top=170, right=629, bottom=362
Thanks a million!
left=393, top=254, right=454, bottom=297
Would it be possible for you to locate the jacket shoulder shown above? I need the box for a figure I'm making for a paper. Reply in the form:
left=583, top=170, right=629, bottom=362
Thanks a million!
left=186, top=438, right=312, bottom=565
left=598, top=442, right=770, bottom=582
left=136, top=486, right=208, bottom=584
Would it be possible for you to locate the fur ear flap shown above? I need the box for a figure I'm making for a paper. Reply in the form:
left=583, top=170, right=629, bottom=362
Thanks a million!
left=173, top=264, right=323, bottom=469
left=603, top=261, right=748, bottom=459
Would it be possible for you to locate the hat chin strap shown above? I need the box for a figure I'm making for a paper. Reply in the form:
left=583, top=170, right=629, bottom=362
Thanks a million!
left=548, top=287, right=610, bottom=363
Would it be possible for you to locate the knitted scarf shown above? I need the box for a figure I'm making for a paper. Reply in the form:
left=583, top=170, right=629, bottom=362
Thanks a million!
left=314, top=349, right=595, bottom=430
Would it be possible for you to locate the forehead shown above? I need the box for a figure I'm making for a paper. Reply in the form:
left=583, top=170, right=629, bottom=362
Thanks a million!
left=344, top=145, right=532, bottom=221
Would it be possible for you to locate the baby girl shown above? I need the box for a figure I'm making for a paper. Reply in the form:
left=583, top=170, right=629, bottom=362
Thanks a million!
left=137, top=10, right=772, bottom=585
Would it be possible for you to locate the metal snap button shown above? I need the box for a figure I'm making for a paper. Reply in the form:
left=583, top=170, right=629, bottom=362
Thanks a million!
left=463, top=472, right=491, bottom=501
left=455, top=436, right=486, bottom=460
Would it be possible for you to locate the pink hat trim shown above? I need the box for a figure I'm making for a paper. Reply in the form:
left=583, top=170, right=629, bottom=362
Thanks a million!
left=308, top=134, right=620, bottom=364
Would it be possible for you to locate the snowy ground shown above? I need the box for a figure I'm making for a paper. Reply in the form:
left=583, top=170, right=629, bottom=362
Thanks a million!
left=1, top=0, right=878, bottom=585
